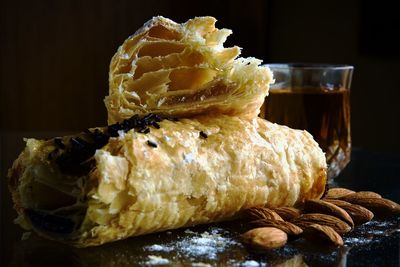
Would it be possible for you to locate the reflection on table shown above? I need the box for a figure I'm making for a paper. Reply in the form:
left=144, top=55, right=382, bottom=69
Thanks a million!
left=9, top=217, right=400, bottom=267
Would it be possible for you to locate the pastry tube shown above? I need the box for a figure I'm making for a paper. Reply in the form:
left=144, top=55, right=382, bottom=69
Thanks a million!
left=8, top=115, right=326, bottom=247
left=105, top=16, right=273, bottom=123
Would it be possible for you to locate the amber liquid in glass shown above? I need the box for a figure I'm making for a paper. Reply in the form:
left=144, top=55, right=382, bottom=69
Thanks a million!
left=260, top=88, right=351, bottom=178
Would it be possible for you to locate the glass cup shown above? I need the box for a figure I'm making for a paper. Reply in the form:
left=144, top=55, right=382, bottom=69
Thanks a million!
left=260, top=63, right=354, bottom=179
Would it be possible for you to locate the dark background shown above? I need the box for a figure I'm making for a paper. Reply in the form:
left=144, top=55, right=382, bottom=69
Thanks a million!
left=1, top=0, right=400, bottom=151
left=1, top=1, right=400, bottom=266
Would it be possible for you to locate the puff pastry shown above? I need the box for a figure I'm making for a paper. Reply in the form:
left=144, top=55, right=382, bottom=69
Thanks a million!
left=8, top=115, right=326, bottom=247
left=105, top=16, right=273, bottom=123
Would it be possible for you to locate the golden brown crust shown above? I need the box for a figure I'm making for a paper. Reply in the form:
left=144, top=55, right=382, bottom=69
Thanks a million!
left=8, top=16, right=327, bottom=248
left=9, top=117, right=326, bottom=247
left=105, top=16, right=273, bottom=123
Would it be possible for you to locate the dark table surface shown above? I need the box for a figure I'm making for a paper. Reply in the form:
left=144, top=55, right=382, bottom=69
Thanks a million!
left=1, top=132, right=399, bottom=267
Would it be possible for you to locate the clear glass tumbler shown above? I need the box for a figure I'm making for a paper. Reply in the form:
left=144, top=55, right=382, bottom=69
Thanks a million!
left=260, top=64, right=354, bottom=179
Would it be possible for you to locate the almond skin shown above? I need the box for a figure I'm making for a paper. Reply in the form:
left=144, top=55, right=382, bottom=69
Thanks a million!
left=303, top=199, right=354, bottom=227
left=302, top=224, right=343, bottom=246
left=324, top=188, right=355, bottom=199
left=324, top=199, right=374, bottom=225
left=243, top=207, right=283, bottom=221
left=340, top=191, right=382, bottom=201
left=291, top=213, right=351, bottom=234
left=273, top=207, right=302, bottom=221
left=249, top=219, right=303, bottom=236
left=241, top=227, right=288, bottom=250
left=340, top=197, right=400, bottom=219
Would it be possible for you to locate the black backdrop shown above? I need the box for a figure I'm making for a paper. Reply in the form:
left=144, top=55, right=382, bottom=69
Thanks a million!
left=1, top=0, right=399, bottom=152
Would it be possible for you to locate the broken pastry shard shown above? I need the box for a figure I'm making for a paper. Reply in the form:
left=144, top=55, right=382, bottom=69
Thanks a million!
left=105, top=16, right=273, bottom=124
left=8, top=116, right=326, bottom=247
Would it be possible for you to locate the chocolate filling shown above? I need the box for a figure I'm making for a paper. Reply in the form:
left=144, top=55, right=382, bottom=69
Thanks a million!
left=50, top=113, right=176, bottom=176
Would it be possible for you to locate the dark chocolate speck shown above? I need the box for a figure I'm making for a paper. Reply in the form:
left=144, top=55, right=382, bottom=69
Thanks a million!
left=152, top=121, right=161, bottom=129
left=147, top=140, right=158, bottom=148
left=138, top=127, right=150, bottom=134
left=50, top=114, right=173, bottom=176
left=199, top=131, right=208, bottom=139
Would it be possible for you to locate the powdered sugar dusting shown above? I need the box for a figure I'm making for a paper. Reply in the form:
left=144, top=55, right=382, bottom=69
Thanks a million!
left=177, top=229, right=238, bottom=259
left=344, top=237, right=372, bottom=246
left=145, top=244, right=174, bottom=252
left=138, top=217, right=399, bottom=265
left=343, top=218, right=400, bottom=246
left=239, top=260, right=263, bottom=267
left=144, top=255, right=169, bottom=265
left=144, top=227, right=241, bottom=260
left=182, top=152, right=195, bottom=164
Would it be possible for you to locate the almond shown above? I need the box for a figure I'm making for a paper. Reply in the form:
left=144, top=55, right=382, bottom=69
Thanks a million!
left=291, top=213, right=351, bottom=234
left=302, top=224, right=343, bottom=246
left=273, top=207, right=302, bottom=221
left=243, top=207, right=283, bottom=221
left=241, top=227, right=288, bottom=250
left=303, top=199, right=354, bottom=227
left=340, top=197, right=400, bottom=219
left=324, top=188, right=355, bottom=199
left=249, top=219, right=303, bottom=236
left=340, top=191, right=382, bottom=201
left=324, top=199, right=374, bottom=225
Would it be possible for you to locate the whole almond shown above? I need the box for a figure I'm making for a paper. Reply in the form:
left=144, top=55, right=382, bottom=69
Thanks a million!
left=341, top=191, right=382, bottom=201
left=241, top=227, right=288, bottom=250
left=273, top=207, right=302, bottom=221
left=324, top=199, right=374, bottom=225
left=340, top=197, right=400, bottom=219
left=302, top=224, right=343, bottom=246
left=249, top=219, right=303, bottom=236
left=243, top=207, right=283, bottom=221
left=291, top=213, right=351, bottom=234
left=324, top=188, right=355, bottom=199
left=303, top=199, right=354, bottom=227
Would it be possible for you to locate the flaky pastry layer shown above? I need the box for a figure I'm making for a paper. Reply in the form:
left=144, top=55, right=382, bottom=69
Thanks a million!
left=105, top=16, right=273, bottom=123
left=8, top=116, right=326, bottom=247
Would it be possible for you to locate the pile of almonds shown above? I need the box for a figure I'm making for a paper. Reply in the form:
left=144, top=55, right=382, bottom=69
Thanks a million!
left=241, top=188, right=400, bottom=251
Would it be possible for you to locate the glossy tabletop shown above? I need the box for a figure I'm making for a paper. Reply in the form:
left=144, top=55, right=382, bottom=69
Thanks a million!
left=1, top=132, right=399, bottom=267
